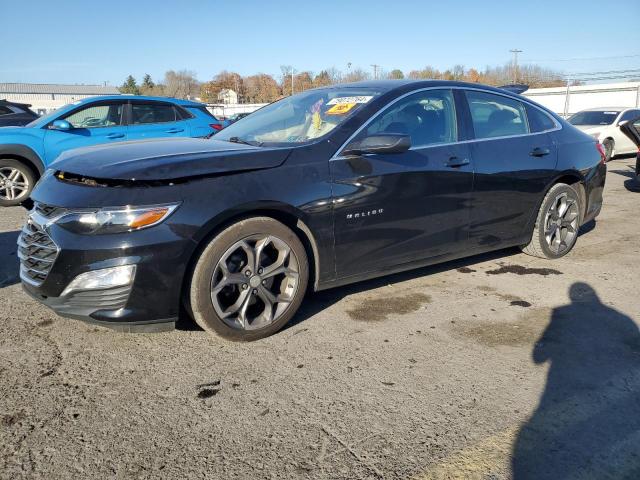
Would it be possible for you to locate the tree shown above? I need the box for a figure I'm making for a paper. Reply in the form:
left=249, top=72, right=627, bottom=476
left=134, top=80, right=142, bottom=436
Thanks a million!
left=140, top=74, right=155, bottom=92
left=313, top=70, right=333, bottom=88
left=388, top=69, right=404, bottom=80
left=163, top=70, right=199, bottom=99
left=119, top=75, right=140, bottom=95
left=243, top=74, right=281, bottom=103
left=201, top=71, right=244, bottom=103
left=343, top=68, right=370, bottom=83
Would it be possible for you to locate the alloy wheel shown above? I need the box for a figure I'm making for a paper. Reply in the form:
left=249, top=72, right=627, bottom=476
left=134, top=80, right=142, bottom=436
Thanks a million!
left=0, top=167, right=30, bottom=201
left=210, top=234, right=300, bottom=330
left=543, top=192, right=579, bottom=255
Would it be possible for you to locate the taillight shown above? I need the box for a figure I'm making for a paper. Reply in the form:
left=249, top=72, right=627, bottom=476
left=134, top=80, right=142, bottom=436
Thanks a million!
left=595, top=143, right=606, bottom=164
left=210, top=123, right=223, bottom=131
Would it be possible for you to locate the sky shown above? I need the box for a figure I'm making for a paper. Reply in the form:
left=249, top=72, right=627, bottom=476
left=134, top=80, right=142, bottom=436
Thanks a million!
left=2, top=0, right=639, bottom=86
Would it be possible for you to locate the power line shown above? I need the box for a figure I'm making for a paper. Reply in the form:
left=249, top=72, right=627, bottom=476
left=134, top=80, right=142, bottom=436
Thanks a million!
left=523, top=53, right=640, bottom=63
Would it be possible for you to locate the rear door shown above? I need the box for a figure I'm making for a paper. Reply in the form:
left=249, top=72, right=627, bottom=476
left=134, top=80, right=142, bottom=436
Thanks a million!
left=126, top=101, right=191, bottom=140
left=330, top=88, right=474, bottom=278
left=43, top=100, right=127, bottom=163
left=462, top=90, right=559, bottom=248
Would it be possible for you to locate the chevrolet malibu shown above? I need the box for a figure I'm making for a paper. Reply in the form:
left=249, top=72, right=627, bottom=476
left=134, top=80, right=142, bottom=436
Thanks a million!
left=20, top=80, right=606, bottom=341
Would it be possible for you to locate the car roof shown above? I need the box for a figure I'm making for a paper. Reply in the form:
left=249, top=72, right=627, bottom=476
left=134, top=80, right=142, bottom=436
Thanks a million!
left=72, top=95, right=204, bottom=106
left=320, top=79, right=530, bottom=97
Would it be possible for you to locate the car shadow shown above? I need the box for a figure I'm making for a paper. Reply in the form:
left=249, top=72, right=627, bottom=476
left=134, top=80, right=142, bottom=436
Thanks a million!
left=512, top=282, right=640, bottom=479
left=287, top=246, right=523, bottom=329
left=176, top=224, right=601, bottom=333
left=0, top=230, right=20, bottom=288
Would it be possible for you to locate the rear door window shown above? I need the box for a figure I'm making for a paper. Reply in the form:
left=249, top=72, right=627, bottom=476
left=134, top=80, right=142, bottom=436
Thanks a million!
left=465, top=91, right=528, bottom=139
left=0, top=106, right=12, bottom=116
left=131, top=103, right=178, bottom=125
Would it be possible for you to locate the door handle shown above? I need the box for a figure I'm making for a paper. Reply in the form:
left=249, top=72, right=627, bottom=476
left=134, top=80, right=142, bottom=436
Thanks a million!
left=530, top=147, right=551, bottom=157
left=445, top=156, right=470, bottom=168
left=165, top=128, right=184, bottom=134
left=106, top=133, right=125, bottom=139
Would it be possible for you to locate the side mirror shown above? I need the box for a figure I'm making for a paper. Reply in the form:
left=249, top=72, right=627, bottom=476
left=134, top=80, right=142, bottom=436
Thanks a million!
left=342, top=134, right=411, bottom=156
left=51, top=119, right=72, bottom=131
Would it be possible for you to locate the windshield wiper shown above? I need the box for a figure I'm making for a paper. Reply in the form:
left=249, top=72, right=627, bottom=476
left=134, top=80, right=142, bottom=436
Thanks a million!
left=227, top=136, right=263, bottom=147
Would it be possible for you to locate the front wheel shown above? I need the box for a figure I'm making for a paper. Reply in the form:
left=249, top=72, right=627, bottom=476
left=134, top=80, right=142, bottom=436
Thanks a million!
left=188, top=217, right=309, bottom=341
left=521, top=183, right=582, bottom=259
left=602, top=138, right=614, bottom=162
left=0, top=159, right=35, bottom=207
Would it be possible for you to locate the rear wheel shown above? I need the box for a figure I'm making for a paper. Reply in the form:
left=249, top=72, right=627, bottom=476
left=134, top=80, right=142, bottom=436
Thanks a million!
left=188, top=217, right=308, bottom=341
left=0, top=159, right=35, bottom=207
left=521, top=183, right=582, bottom=259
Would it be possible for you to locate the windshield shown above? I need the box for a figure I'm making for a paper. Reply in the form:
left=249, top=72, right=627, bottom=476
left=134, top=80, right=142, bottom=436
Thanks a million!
left=568, top=110, right=620, bottom=126
left=214, top=88, right=382, bottom=146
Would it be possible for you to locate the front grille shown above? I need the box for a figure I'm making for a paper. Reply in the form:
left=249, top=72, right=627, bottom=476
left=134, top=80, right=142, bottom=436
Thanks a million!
left=35, top=202, right=67, bottom=219
left=17, top=215, right=59, bottom=286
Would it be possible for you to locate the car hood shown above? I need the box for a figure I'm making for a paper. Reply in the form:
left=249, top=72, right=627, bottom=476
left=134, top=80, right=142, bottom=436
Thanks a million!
left=51, top=137, right=293, bottom=182
left=0, top=126, right=28, bottom=134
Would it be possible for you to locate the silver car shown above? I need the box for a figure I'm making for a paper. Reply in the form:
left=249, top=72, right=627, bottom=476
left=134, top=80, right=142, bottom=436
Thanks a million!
left=568, top=107, right=640, bottom=161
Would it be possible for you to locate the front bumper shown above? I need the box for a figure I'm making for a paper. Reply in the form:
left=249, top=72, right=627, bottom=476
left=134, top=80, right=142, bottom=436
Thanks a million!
left=18, top=206, right=194, bottom=332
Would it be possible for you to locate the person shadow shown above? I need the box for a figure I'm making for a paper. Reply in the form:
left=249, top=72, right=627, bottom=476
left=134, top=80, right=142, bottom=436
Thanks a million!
left=512, top=282, right=640, bottom=479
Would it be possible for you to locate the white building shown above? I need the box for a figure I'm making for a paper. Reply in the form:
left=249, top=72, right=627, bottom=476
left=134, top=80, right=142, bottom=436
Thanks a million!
left=524, top=82, right=640, bottom=117
left=0, top=83, right=120, bottom=115
left=217, top=88, right=238, bottom=105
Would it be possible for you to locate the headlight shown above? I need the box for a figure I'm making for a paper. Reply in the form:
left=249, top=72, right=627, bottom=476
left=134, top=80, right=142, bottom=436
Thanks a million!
left=56, top=203, right=179, bottom=235
left=590, top=132, right=601, bottom=140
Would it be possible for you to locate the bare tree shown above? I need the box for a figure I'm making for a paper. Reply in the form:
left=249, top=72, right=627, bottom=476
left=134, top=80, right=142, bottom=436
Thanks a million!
left=163, top=70, right=200, bottom=99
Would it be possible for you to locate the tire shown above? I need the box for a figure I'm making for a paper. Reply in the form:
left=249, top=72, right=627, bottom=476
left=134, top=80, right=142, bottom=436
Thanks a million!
left=0, top=159, right=35, bottom=207
left=521, top=183, right=582, bottom=259
left=188, top=217, right=309, bottom=341
left=602, top=138, right=614, bottom=162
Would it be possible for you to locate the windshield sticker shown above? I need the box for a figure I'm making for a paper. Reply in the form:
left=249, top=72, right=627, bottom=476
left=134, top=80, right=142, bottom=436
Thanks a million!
left=327, top=96, right=373, bottom=105
left=326, top=103, right=356, bottom=115
left=604, top=111, right=619, bottom=115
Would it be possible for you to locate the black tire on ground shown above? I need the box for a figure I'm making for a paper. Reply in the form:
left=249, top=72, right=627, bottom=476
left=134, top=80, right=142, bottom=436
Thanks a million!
left=188, top=217, right=309, bottom=341
left=0, top=158, right=35, bottom=207
left=602, top=138, right=614, bottom=162
left=521, top=183, right=582, bottom=259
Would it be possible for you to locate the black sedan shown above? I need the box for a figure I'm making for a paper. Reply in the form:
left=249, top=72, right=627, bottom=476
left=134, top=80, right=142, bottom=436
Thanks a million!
left=0, top=99, right=39, bottom=127
left=20, top=80, right=606, bottom=340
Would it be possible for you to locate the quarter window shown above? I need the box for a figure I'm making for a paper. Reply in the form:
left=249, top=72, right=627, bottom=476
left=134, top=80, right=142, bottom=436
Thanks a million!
left=525, top=104, right=557, bottom=133
left=361, top=89, right=457, bottom=148
left=63, top=103, right=123, bottom=128
left=466, top=91, right=528, bottom=139
left=0, top=106, right=12, bottom=116
left=131, top=103, right=177, bottom=124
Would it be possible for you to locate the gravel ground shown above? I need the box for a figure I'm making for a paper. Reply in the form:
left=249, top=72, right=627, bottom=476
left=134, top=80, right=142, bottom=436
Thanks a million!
left=1, top=158, right=639, bottom=480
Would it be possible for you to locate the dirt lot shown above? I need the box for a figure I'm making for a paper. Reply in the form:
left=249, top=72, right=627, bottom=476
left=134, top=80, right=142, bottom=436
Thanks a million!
left=1, top=159, right=639, bottom=480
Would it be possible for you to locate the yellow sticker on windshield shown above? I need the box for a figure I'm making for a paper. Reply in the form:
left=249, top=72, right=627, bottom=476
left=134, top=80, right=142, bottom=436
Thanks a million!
left=326, top=103, right=356, bottom=115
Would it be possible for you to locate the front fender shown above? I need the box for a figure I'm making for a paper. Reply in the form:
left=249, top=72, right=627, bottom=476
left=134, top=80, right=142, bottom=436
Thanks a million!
left=0, top=142, right=45, bottom=174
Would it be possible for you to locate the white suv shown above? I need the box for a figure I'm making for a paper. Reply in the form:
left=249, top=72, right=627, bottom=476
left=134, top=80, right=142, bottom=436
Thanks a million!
left=568, top=107, right=640, bottom=161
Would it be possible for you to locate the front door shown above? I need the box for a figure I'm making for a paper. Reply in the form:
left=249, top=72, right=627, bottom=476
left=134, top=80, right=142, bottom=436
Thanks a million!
left=330, top=88, right=474, bottom=278
left=43, top=101, right=127, bottom=164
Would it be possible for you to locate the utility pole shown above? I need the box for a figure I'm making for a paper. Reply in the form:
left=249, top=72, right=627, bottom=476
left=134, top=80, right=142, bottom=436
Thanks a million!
left=509, top=49, right=523, bottom=83
left=291, top=68, right=295, bottom=96
left=371, top=64, right=381, bottom=80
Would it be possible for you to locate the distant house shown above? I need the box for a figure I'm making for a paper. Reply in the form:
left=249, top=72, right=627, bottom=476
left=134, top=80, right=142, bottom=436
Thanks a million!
left=0, top=83, right=120, bottom=115
left=217, top=88, right=238, bottom=105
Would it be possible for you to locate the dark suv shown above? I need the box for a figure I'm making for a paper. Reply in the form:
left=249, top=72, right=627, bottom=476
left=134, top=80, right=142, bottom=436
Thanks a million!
left=0, top=100, right=38, bottom=127
left=20, top=80, right=606, bottom=340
